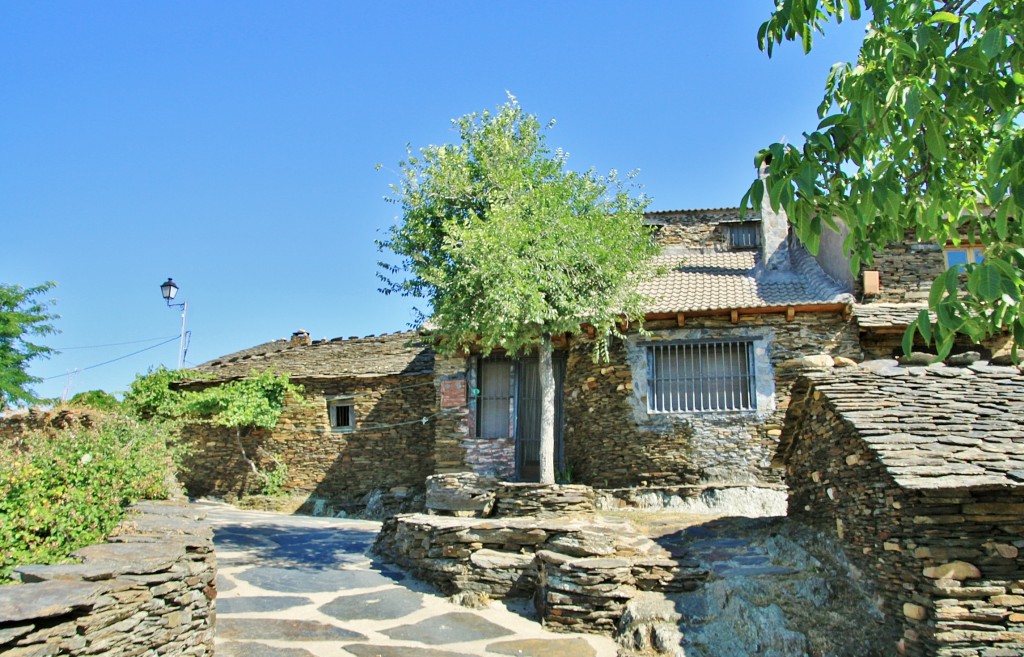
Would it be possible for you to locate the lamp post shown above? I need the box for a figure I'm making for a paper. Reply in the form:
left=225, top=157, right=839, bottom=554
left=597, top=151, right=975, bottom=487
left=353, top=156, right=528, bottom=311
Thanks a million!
left=159, top=278, right=190, bottom=369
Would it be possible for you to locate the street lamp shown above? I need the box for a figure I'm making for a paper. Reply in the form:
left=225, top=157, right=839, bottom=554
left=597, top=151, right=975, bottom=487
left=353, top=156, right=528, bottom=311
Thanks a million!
left=159, top=277, right=190, bottom=369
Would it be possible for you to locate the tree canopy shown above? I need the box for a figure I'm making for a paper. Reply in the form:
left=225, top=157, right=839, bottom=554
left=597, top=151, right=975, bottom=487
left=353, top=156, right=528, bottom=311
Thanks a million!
left=747, top=0, right=1024, bottom=359
left=0, top=282, right=59, bottom=409
left=378, top=96, right=658, bottom=482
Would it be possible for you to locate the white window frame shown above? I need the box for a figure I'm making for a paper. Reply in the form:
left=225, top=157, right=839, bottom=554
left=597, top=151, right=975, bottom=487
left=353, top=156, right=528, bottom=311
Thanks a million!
left=327, top=400, right=355, bottom=432
left=646, top=339, right=757, bottom=414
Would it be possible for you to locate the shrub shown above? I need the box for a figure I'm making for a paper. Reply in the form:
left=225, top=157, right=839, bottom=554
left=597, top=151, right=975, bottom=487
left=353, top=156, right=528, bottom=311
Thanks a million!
left=0, top=415, right=174, bottom=582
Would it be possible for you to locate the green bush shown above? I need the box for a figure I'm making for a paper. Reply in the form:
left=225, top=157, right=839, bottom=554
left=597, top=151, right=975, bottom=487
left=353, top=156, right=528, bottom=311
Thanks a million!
left=0, top=415, right=174, bottom=582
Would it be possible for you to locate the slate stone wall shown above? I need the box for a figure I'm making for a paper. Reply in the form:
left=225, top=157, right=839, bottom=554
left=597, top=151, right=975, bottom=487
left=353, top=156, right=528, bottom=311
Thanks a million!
left=867, top=238, right=947, bottom=303
left=562, top=313, right=860, bottom=488
left=782, top=378, right=1024, bottom=657
left=182, top=373, right=436, bottom=506
left=649, top=208, right=750, bottom=248
left=0, top=500, right=215, bottom=657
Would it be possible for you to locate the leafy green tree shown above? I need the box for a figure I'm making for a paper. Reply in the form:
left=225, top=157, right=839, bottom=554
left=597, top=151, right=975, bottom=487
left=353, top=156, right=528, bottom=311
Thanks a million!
left=747, top=1, right=1024, bottom=359
left=68, top=389, right=121, bottom=412
left=378, top=96, right=658, bottom=484
left=0, top=282, right=59, bottom=409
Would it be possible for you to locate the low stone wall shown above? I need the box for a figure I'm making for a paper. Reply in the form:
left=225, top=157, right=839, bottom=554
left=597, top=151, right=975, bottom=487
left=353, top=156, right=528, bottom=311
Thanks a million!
left=373, top=512, right=706, bottom=637
left=424, top=472, right=597, bottom=518
left=595, top=483, right=788, bottom=517
left=0, top=500, right=216, bottom=657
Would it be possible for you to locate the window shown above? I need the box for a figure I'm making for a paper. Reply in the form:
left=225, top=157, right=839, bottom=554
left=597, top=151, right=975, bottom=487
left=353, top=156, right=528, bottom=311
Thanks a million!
left=647, top=340, right=755, bottom=413
left=729, top=222, right=760, bottom=249
left=328, top=401, right=354, bottom=431
left=477, top=357, right=512, bottom=438
left=944, top=245, right=984, bottom=269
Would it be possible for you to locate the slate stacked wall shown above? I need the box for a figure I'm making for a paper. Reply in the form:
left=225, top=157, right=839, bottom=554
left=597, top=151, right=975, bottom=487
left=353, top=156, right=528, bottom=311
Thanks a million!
left=0, top=501, right=215, bottom=657
left=863, top=236, right=947, bottom=303
left=561, top=314, right=859, bottom=488
left=783, top=379, right=1024, bottom=657
left=182, top=374, right=436, bottom=505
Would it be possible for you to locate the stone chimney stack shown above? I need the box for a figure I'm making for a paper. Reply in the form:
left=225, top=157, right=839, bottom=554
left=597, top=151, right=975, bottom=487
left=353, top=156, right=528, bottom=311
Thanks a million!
left=758, top=162, right=793, bottom=273
left=290, top=329, right=311, bottom=347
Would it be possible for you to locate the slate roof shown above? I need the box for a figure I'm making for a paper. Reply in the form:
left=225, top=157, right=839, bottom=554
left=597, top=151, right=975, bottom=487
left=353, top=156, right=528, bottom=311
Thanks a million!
left=191, top=331, right=433, bottom=381
left=853, top=303, right=931, bottom=330
left=637, top=244, right=854, bottom=314
left=782, top=361, right=1024, bottom=490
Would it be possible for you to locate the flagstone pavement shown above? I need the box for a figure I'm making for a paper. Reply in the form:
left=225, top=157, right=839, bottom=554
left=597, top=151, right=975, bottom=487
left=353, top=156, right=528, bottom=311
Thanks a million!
left=198, top=501, right=618, bottom=657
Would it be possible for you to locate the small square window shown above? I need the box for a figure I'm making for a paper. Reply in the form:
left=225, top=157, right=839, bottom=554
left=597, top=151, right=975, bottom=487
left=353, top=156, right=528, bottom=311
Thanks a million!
left=329, top=402, right=354, bottom=431
left=729, top=223, right=760, bottom=249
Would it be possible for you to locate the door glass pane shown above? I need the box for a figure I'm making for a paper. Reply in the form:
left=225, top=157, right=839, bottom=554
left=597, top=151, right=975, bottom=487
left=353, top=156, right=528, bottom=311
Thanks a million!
left=478, top=359, right=511, bottom=438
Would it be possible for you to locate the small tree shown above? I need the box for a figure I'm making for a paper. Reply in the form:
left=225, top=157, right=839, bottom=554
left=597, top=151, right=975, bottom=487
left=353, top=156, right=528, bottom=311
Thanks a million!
left=379, top=96, right=658, bottom=483
left=746, top=1, right=1024, bottom=360
left=0, top=282, right=59, bottom=409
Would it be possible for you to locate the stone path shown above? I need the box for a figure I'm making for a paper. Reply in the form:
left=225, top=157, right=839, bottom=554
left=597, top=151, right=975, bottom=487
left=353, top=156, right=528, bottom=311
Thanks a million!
left=198, top=501, right=617, bottom=657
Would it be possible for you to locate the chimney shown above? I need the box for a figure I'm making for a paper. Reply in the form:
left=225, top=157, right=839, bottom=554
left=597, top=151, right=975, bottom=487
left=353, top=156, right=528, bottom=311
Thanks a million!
left=758, top=162, right=793, bottom=273
left=290, top=329, right=311, bottom=347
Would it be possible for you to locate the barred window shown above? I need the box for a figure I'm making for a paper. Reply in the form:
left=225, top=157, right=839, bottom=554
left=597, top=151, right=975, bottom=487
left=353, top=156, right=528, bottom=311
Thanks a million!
left=477, top=357, right=512, bottom=438
left=328, top=401, right=355, bottom=431
left=647, top=340, right=755, bottom=413
left=729, top=223, right=761, bottom=249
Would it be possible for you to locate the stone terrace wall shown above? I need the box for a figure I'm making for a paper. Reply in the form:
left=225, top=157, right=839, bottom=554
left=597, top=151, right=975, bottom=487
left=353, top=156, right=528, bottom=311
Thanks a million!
left=0, top=500, right=215, bottom=657
left=562, top=313, right=860, bottom=488
left=781, top=373, right=1024, bottom=657
left=374, top=513, right=704, bottom=635
left=182, top=373, right=436, bottom=507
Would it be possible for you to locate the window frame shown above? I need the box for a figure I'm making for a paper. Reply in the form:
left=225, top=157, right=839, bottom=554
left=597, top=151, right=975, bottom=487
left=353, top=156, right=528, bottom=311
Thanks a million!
left=645, top=339, right=757, bottom=414
left=943, top=245, right=985, bottom=269
left=476, top=356, right=513, bottom=439
left=327, top=399, right=355, bottom=432
left=728, top=222, right=761, bottom=250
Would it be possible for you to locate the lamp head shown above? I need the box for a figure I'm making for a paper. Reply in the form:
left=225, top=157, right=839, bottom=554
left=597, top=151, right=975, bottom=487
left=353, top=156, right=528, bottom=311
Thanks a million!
left=160, top=278, right=178, bottom=303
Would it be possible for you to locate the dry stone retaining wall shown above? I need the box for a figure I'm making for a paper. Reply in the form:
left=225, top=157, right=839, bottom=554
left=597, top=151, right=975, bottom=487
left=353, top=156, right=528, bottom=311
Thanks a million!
left=781, top=369, right=1024, bottom=657
left=0, top=500, right=216, bottom=657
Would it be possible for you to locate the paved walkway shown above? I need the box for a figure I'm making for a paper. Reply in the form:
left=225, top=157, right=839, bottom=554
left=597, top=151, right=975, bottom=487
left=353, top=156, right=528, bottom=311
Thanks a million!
left=198, top=501, right=617, bottom=657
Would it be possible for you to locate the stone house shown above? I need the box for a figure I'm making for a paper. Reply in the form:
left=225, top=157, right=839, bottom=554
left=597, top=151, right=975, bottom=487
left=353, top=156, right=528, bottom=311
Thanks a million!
left=438, top=202, right=859, bottom=488
left=777, top=361, right=1024, bottom=657
left=181, top=330, right=436, bottom=510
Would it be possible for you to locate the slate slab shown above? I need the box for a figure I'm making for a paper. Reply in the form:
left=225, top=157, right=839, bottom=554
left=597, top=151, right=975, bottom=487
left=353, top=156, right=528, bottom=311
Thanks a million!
left=217, top=641, right=317, bottom=657
left=237, top=566, right=400, bottom=593
left=217, top=618, right=366, bottom=642
left=216, top=595, right=311, bottom=614
left=382, top=612, right=513, bottom=645
left=320, top=588, right=424, bottom=621
left=488, top=638, right=597, bottom=657
left=343, top=646, right=476, bottom=657
left=0, top=580, right=106, bottom=622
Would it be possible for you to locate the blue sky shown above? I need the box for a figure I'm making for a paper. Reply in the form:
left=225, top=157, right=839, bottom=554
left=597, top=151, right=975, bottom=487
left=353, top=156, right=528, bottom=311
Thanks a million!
left=3, top=2, right=865, bottom=402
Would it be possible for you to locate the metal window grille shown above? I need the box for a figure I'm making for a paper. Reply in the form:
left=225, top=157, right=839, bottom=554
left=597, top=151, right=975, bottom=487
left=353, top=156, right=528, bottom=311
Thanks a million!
left=330, top=403, right=354, bottom=429
left=477, top=358, right=512, bottom=438
left=729, top=223, right=761, bottom=249
left=647, top=340, right=755, bottom=413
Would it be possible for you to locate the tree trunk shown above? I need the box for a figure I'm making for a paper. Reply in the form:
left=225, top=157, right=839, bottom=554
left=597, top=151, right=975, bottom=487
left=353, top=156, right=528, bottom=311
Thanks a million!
left=538, top=335, right=556, bottom=485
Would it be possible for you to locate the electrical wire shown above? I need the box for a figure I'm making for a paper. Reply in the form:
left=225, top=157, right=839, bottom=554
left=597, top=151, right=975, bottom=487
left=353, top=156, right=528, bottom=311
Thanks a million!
left=41, top=336, right=181, bottom=380
left=52, top=335, right=179, bottom=350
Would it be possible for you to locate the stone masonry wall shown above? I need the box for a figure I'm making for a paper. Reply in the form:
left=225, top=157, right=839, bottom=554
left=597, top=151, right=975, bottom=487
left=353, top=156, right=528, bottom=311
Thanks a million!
left=182, top=373, right=436, bottom=506
left=563, top=313, right=860, bottom=488
left=782, top=379, right=1024, bottom=657
left=867, top=238, right=947, bottom=303
left=0, top=500, right=216, bottom=657
left=648, top=208, right=751, bottom=249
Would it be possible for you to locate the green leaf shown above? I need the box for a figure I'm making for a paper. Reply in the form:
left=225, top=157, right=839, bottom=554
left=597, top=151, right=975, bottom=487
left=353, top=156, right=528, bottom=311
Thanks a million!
left=905, top=86, right=921, bottom=121
left=980, top=29, right=1002, bottom=61
left=924, top=126, right=947, bottom=160
left=902, top=320, right=916, bottom=356
left=916, top=308, right=932, bottom=344
left=968, top=264, right=1002, bottom=301
left=929, top=11, right=959, bottom=24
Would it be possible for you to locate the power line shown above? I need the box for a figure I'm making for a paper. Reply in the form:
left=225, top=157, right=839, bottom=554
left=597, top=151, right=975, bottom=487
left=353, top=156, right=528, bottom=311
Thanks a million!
left=42, top=336, right=181, bottom=381
left=52, top=335, right=179, bottom=350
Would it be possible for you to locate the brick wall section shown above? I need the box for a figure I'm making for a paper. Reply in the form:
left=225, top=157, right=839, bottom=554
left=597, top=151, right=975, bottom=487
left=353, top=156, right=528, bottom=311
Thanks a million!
left=562, top=313, right=860, bottom=488
left=0, top=500, right=215, bottom=657
left=181, top=374, right=436, bottom=505
left=779, top=365, right=1024, bottom=657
